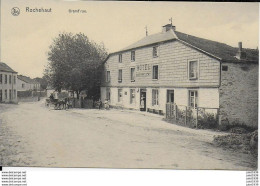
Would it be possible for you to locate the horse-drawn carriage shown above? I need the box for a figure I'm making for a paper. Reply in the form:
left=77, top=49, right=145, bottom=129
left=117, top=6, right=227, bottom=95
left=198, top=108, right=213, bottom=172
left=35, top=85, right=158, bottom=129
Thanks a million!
left=45, top=93, right=72, bottom=110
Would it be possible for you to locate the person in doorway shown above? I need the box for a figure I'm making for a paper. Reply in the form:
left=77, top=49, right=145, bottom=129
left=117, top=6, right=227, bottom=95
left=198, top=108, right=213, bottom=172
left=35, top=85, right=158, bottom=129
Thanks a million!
left=140, top=95, right=145, bottom=110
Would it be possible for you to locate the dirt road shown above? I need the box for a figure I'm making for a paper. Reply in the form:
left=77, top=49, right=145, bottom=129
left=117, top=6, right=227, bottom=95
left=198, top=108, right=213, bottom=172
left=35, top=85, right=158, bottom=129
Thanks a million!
left=0, top=101, right=257, bottom=170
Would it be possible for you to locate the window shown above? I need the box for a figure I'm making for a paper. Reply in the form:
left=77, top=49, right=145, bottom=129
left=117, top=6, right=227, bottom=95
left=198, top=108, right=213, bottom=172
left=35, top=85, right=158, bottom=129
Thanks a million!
left=0, top=90, right=2, bottom=101
left=9, top=75, right=11, bottom=84
left=131, top=51, right=135, bottom=61
left=130, top=89, right=135, bottom=104
left=167, top=90, right=174, bottom=103
left=0, top=74, right=2, bottom=84
left=152, top=65, right=158, bottom=80
left=106, top=88, right=110, bottom=101
left=106, top=71, right=110, bottom=82
left=189, top=60, right=198, bottom=79
left=5, top=90, right=7, bottom=99
left=5, top=75, right=7, bottom=84
left=189, top=90, right=198, bottom=108
left=22, top=84, right=25, bottom=88
left=9, top=90, right=12, bottom=100
left=222, top=65, right=228, bottom=71
left=118, top=69, right=122, bottom=82
left=13, top=75, right=16, bottom=84
left=152, top=89, right=159, bottom=106
left=119, top=54, right=122, bottom=63
left=118, top=89, right=123, bottom=102
left=153, top=46, right=158, bottom=57
left=13, top=90, right=16, bottom=99
left=130, top=68, right=135, bottom=82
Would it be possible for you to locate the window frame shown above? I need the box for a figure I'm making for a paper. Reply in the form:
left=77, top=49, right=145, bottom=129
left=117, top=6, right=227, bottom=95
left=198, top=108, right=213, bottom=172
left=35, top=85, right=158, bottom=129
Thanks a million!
left=152, top=65, right=159, bottom=80
left=106, top=71, right=110, bottom=82
left=130, top=67, right=135, bottom=82
left=5, top=75, right=7, bottom=84
left=222, top=65, right=228, bottom=71
left=5, top=89, right=7, bottom=99
left=188, top=90, right=198, bottom=109
left=118, top=88, right=123, bottom=102
left=118, top=69, right=122, bottom=83
left=119, top=54, right=122, bottom=63
left=13, top=75, right=16, bottom=84
left=130, top=89, right=135, bottom=104
left=152, top=89, right=159, bottom=106
left=152, top=46, right=159, bottom=58
left=131, top=51, right=135, bottom=62
left=188, top=60, right=199, bottom=80
left=106, top=88, right=110, bottom=101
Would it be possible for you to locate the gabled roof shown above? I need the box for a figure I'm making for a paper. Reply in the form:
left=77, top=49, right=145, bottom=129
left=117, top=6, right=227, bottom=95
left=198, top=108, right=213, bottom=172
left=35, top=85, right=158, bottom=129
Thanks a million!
left=0, top=62, right=17, bottom=73
left=17, top=75, right=38, bottom=84
left=175, top=31, right=258, bottom=62
left=121, top=29, right=177, bottom=51
left=110, top=28, right=258, bottom=63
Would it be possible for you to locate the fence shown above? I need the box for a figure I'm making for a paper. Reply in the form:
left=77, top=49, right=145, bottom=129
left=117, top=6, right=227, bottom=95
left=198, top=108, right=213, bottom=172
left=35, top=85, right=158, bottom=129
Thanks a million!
left=166, top=103, right=219, bottom=129
left=18, top=90, right=47, bottom=102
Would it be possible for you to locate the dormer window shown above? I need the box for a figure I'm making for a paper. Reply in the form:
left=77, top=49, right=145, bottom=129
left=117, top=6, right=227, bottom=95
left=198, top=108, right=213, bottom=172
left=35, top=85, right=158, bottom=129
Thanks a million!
left=119, top=54, right=122, bottom=63
left=131, top=51, right=135, bottom=62
left=153, top=46, right=158, bottom=58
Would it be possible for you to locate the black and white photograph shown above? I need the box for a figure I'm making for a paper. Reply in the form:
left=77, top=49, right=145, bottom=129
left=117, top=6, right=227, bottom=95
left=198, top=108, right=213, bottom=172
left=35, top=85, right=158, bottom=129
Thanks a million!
left=0, top=0, right=259, bottom=185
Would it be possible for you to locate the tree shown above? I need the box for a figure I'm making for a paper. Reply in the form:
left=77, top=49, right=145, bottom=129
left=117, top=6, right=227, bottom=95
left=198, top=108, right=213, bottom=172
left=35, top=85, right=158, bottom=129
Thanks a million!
left=46, top=32, right=107, bottom=99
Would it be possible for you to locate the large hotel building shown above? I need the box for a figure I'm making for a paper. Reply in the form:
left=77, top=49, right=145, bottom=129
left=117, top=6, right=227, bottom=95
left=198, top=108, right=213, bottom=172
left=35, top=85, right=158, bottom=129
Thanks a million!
left=101, top=24, right=258, bottom=127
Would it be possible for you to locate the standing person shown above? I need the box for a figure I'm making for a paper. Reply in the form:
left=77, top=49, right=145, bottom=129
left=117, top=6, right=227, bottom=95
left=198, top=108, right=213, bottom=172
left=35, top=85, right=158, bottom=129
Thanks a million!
left=104, top=99, right=109, bottom=110
left=140, top=95, right=144, bottom=110
left=98, top=99, right=102, bottom=110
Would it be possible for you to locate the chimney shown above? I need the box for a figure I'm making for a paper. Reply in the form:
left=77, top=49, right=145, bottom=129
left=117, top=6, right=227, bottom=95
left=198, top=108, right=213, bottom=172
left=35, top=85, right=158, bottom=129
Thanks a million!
left=162, top=24, right=176, bottom=33
left=236, top=42, right=246, bottom=60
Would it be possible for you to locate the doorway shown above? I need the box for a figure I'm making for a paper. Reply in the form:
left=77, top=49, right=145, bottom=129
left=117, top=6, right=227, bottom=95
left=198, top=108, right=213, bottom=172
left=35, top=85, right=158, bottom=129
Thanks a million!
left=167, top=90, right=174, bottom=103
left=140, top=89, right=146, bottom=111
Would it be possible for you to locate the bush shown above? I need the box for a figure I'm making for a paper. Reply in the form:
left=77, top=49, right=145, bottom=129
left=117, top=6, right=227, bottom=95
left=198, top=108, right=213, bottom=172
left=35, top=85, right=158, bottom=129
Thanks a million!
left=213, top=130, right=258, bottom=157
left=198, top=112, right=218, bottom=129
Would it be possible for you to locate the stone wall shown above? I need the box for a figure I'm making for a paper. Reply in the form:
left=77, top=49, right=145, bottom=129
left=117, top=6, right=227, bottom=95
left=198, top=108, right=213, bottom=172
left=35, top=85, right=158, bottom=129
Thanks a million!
left=219, top=62, right=258, bottom=128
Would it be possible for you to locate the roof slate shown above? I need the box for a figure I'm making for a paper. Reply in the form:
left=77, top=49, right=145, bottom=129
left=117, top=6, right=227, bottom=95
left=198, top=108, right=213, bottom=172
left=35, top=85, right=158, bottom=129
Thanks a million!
left=0, top=62, right=17, bottom=73
left=114, top=29, right=258, bottom=63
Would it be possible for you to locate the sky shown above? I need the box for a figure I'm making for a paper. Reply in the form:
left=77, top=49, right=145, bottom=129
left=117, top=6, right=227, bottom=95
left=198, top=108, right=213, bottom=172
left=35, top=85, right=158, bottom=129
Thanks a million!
left=0, top=1, right=259, bottom=78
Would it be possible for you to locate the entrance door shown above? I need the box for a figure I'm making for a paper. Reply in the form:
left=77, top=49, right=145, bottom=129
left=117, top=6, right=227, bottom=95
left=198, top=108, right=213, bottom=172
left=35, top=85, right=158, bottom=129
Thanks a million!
left=140, top=89, right=146, bottom=111
left=167, top=90, right=174, bottom=103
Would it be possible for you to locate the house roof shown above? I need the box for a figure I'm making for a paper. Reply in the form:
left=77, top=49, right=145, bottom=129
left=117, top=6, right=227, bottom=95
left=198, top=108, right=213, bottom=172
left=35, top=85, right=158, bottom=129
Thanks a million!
left=110, top=28, right=258, bottom=63
left=17, top=75, right=38, bottom=84
left=175, top=31, right=259, bottom=62
left=0, top=62, right=17, bottom=73
left=121, top=29, right=177, bottom=51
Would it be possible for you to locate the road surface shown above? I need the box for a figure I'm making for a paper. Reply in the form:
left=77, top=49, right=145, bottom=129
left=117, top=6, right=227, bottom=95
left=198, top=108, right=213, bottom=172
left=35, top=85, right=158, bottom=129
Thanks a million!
left=0, top=101, right=257, bottom=170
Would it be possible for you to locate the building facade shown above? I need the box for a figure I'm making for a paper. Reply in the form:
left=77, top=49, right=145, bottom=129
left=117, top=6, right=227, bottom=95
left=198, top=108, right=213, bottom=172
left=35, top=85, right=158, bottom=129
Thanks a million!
left=101, top=24, right=258, bottom=127
left=0, top=62, right=18, bottom=103
left=17, top=75, right=41, bottom=91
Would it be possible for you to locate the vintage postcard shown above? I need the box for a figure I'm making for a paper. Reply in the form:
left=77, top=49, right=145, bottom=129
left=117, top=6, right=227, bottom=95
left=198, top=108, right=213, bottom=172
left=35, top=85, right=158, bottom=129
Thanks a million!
left=0, top=0, right=258, bottom=172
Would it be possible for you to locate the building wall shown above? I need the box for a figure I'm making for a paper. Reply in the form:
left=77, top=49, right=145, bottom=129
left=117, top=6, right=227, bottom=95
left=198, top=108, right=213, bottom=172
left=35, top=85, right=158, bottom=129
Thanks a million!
left=17, top=78, right=32, bottom=91
left=219, top=62, right=258, bottom=128
left=0, top=72, right=18, bottom=103
left=101, top=86, right=219, bottom=114
left=101, top=40, right=220, bottom=88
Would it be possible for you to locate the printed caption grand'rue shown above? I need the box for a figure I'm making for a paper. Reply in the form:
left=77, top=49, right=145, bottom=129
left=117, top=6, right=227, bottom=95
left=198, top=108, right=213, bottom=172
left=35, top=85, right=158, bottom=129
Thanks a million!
left=26, top=7, right=52, bottom=13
